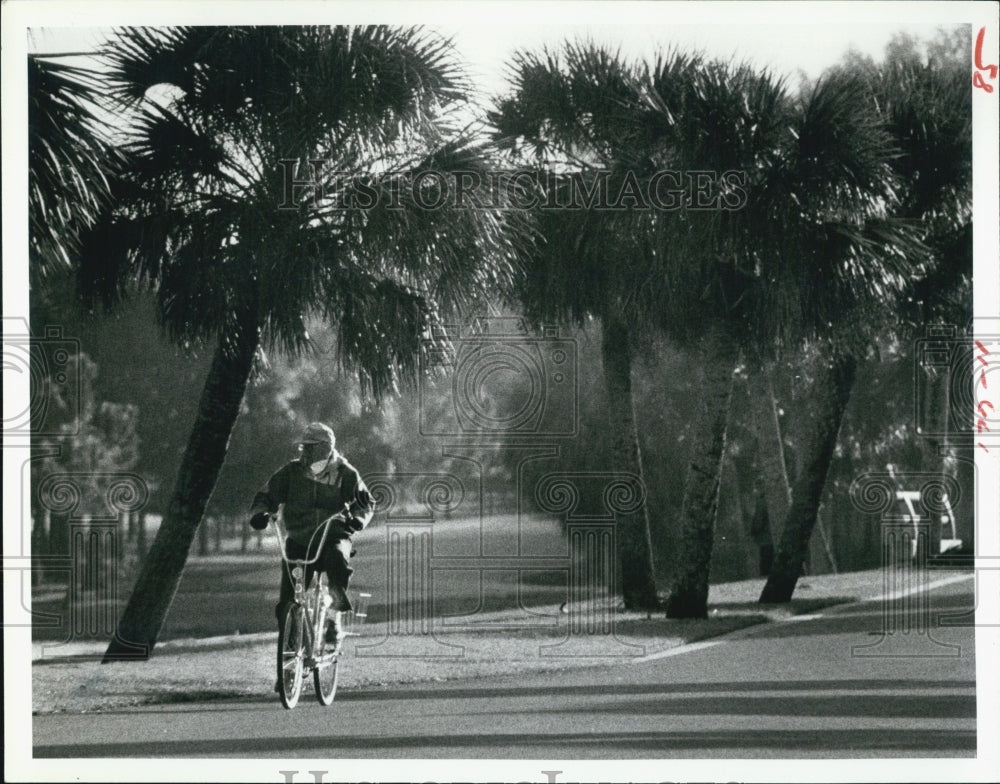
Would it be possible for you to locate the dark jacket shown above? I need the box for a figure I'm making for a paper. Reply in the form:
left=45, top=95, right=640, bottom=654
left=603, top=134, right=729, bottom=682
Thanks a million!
left=250, top=455, right=374, bottom=547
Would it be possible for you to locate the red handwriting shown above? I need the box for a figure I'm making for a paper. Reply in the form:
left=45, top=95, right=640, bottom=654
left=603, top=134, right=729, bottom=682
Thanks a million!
left=974, top=27, right=998, bottom=93
left=975, top=339, right=992, bottom=452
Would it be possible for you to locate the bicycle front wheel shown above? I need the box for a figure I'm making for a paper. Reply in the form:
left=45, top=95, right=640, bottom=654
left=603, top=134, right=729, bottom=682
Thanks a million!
left=313, top=607, right=339, bottom=705
left=278, top=604, right=305, bottom=709
left=313, top=648, right=339, bottom=706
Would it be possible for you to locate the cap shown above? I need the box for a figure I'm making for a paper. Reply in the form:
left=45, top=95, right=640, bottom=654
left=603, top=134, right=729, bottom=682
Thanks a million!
left=298, top=422, right=335, bottom=447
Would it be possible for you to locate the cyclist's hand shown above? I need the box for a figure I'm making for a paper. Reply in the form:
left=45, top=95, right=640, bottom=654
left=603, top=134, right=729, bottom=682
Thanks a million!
left=249, top=511, right=270, bottom=530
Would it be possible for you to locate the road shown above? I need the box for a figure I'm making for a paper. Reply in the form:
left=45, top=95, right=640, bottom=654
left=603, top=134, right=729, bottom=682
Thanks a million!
left=33, top=578, right=976, bottom=759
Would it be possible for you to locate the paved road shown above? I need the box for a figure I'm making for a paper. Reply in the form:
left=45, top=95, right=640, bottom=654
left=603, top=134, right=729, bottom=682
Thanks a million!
left=33, top=578, right=976, bottom=759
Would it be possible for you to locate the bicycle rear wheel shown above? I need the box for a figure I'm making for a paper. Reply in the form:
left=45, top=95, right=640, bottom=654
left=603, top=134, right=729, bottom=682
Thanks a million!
left=278, top=604, right=305, bottom=709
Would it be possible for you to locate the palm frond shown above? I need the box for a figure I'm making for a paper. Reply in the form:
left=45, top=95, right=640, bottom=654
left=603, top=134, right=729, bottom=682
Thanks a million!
left=490, top=41, right=646, bottom=165
left=28, top=55, right=120, bottom=276
left=493, top=43, right=943, bottom=358
left=785, top=72, right=900, bottom=216
left=101, top=26, right=219, bottom=106
left=126, top=101, right=228, bottom=183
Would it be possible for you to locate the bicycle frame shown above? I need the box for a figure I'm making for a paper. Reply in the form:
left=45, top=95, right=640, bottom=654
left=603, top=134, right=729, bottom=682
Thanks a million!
left=269, top=502, right=364, bottom=708
left=272, top=512, right=342, bottom=661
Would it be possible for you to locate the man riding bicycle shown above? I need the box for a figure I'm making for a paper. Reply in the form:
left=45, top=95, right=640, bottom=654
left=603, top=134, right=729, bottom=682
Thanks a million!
left=248, top=422, right=374, bottom=660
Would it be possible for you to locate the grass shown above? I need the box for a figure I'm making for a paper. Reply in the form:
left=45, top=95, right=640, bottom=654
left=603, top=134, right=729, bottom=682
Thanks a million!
left=30, top=516, right=888, bottom=715
left=31, top=582, right=878, bottom=715
left=32, top=608, right=769, bottom=715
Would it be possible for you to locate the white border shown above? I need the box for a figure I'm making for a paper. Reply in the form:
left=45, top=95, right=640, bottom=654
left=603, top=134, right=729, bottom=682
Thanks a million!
left=4, top=2, right=998, bottom=782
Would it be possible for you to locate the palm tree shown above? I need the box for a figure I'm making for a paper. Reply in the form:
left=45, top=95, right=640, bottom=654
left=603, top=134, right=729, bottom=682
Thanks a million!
left=69, top=26, right=522, bottom=661
left=759, top=39, right=972, bottom=603
left=520, top=197, right=663, bottom=610
left=490, top=45, right=705, bottom=610
left=642, top=60, right=933, bottom=618
left=627, top=59, right=927, bottom=619
left=497, top=43, right=929, bottom=618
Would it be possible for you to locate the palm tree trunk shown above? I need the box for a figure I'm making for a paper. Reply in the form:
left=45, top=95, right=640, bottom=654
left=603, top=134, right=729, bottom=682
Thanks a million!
left=747, top=370, right=790, bottom=574
left=814, top=504, right=839, bottom=573
left=602, top=316, right=660, bottom=610
left=103, top=324, right=258, bottom=661
left=749, top=370, right=792, bottom=522
left=759, top=351, right=857, bottom=603
left=665, top=323, right=739, bottom=619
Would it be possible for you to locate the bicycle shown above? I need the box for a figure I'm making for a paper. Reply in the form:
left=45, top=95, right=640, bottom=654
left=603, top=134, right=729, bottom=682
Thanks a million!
left=270, top=503, right=359, bottom=709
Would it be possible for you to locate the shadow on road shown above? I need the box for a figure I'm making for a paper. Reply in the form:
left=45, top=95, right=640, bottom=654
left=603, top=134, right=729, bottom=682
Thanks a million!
left=740, top=592, right=975, bottom=641
left=61, top=677, right=975, bottom=714
left=522, top=693, right=975, bottom=719
left=330, top=676, right=976, bottom=705
left=35, top=726, right=976, bottom=758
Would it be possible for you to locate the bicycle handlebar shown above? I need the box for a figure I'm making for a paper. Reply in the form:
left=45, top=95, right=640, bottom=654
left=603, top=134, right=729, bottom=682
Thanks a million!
left=269, top=502, right=363, bottom=566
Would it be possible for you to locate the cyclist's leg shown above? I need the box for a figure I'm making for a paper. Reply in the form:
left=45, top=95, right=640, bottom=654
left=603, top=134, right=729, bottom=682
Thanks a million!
left=315, top=538, right=352, bottom=647
left=324, top=538, right=354, bottom=612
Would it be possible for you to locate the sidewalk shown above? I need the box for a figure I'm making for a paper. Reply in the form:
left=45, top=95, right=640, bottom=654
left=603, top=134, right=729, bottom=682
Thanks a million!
left=30, top=568, right=959, bottom=715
